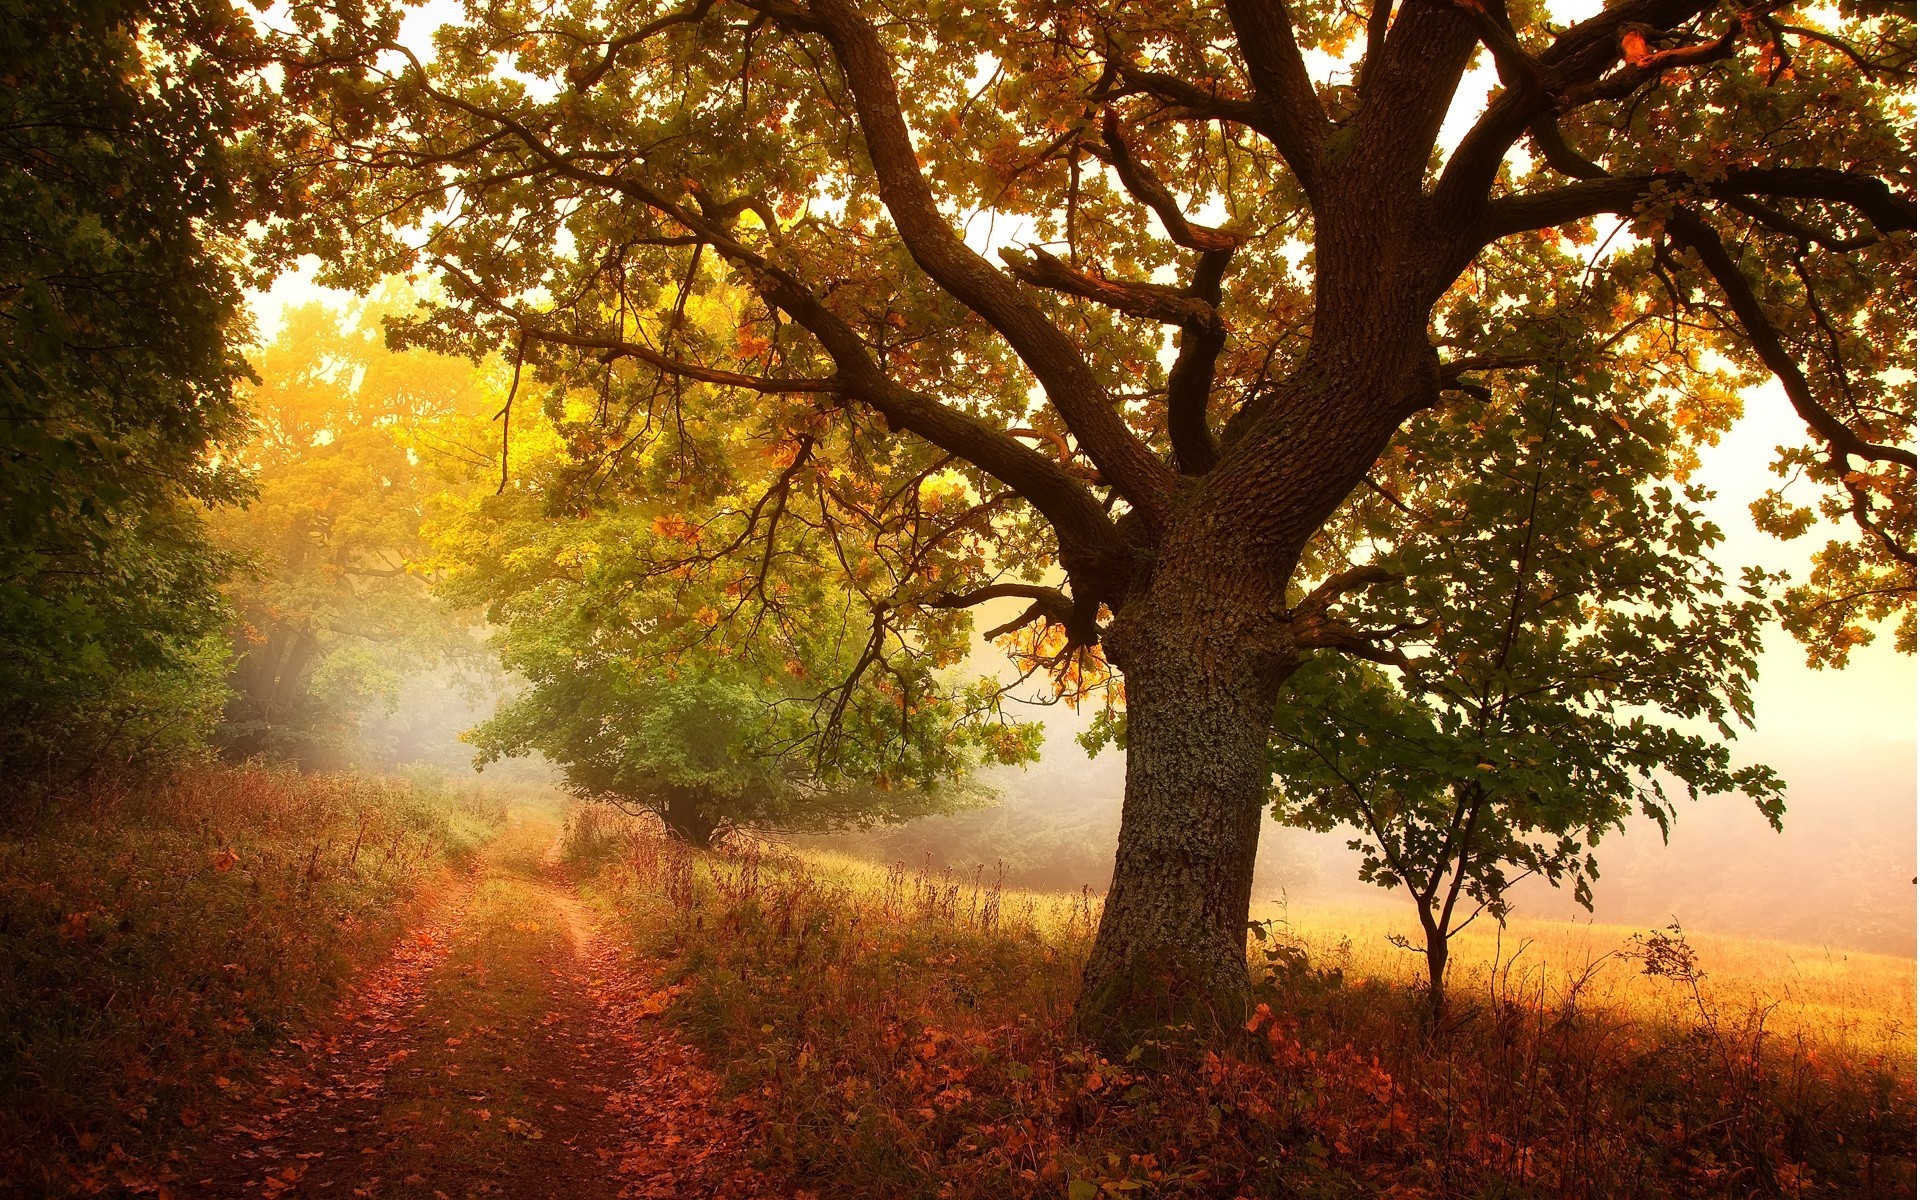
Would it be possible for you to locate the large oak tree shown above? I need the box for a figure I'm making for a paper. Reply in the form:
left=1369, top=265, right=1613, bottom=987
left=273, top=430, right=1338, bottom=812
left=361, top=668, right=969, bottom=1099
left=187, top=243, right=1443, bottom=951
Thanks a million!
left=263, top=0, right=1914, bottom=1042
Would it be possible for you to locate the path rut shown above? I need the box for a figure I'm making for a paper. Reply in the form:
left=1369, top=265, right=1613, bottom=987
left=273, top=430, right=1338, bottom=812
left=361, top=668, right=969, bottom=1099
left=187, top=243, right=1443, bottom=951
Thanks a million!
left=185, top=816, right=781, bottom=1200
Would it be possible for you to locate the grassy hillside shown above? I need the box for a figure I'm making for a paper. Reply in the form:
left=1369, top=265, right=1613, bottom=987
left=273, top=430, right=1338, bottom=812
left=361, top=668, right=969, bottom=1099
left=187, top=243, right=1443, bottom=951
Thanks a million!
left=573, top=805, right=1917, bottom=1200
left=0, top=766, right=506, bottom=1197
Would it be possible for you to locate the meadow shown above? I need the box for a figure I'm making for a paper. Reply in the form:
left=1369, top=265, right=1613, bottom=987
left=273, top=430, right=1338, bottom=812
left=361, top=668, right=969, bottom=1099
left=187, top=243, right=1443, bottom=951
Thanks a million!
left=1254, top=899, right=1917, bottom=1064
left=0, top=766, right=506, bottom=1197
left=570, top=804, right=1918, bottom=1200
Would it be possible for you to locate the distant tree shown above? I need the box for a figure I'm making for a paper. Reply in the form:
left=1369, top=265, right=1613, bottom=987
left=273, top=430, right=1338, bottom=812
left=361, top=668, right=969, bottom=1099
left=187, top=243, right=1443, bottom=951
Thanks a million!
left=0, top=0, right=264, bottom=792
left=215, top=292, right=496, bottom=766
left=1268, top=359, right=1783, bottom=1018
left=435, top=349, right=1038, bottom=846
left=266, top=0, right=1913, bottom=1041
left=470, top=650, right=998, bottom=848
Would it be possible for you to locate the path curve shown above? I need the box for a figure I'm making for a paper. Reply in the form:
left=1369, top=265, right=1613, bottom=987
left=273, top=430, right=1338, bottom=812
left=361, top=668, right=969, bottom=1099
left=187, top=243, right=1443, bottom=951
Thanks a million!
left=183, top=815, right=783, bottom=1200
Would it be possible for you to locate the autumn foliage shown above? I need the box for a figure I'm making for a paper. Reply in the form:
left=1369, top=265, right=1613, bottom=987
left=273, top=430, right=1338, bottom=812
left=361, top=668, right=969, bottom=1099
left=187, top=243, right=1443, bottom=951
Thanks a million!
left=570, top=808, right=1916, bottom=1200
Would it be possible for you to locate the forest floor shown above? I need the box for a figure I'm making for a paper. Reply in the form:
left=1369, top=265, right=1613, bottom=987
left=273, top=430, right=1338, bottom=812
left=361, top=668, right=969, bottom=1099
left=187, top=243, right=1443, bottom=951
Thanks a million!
left=183, top=812, right=785, bottom=1200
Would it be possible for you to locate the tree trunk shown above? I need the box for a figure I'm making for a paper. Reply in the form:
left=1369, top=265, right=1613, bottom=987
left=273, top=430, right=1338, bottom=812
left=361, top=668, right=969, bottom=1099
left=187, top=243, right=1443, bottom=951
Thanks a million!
left=1077, top=557, right=1295, bottom=1050
left=659, top=789, right=723, bottom=850
left=1424, top=926, right=1449, bottom=1027
left=1075, top=330, right=1432, bottom=1051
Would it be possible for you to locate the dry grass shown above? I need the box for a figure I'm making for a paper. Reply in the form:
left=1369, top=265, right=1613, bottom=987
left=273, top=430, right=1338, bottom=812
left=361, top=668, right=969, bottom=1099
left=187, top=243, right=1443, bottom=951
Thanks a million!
left=570, top=803, right=1918, bottom=1200
left=0, top=764, right=506, bottom=1198
left=795, top=844, right=1916, bottom=1060
left=1250, top=899, right=1917, bottom=1062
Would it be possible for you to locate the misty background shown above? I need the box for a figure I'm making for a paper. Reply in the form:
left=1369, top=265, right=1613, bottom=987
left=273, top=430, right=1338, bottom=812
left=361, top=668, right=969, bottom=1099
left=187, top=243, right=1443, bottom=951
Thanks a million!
left=406, top=390, right=1914, bottom=960
left=430, top=671, right=1912, bottom=956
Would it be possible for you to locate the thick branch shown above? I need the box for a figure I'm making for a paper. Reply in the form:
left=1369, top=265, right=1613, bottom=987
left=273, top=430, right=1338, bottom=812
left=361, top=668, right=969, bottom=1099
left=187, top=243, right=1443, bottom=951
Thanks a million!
left=1664, top=208, right=1917, bottom=470
left=1002, top=246, right=1215, bottom=324
left=757, top=271, right=1131, bottom=565
left=804, top=0, right=1176, bottom=528
left=1167, top=248, right=1232, bottom=476
left=1526, top=113, right=1605, bottom=180
left=1354, top=0, right=1396, bottom=98
left=1291, top=613, right=1415, bottom=668
left=1719, top=195, right=1877, bottom=253
left=930, top=581, right=1073, bottom=624
left=1561, top=18, right=1744, bottom=108
left=929, top=582, right=1088, bottom=642
left=1292, top=563, right=1399, bottom=622
left=1349, top=1, right=1483, bottom=189
left=1221, top=0, right=1329, bottom=194
left=1435, top=0, right=1726, bottom=220
left=1478, top=167, right=1918, bottom=243
left=1287, top=564, right=1414, bottom=669
left=1097, top=110, right=1238, bottom=253
left=1083, top=109, right=1238, bottom=473
left=1104, top=61, right=1276, bottom=138
left=928, top=581, right=1074, bottom=611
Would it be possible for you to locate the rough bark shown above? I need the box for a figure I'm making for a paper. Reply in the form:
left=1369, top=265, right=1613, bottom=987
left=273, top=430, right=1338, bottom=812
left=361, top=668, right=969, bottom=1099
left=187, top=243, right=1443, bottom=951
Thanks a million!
left=1077, top=287, right=1439, bottom=1050
left=1078, top=611, right=1280, bottom=1047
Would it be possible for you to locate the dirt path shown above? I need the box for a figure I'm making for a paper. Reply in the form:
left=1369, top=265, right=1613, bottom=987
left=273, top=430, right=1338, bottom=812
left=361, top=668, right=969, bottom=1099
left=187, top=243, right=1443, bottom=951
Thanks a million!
left=185, top=813, right=782, bottom=1200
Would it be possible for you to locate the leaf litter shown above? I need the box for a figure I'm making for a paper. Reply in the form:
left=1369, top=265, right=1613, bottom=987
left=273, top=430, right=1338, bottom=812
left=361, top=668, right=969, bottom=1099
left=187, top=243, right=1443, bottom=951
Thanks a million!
left=181, top=824, right=790, bottom=1199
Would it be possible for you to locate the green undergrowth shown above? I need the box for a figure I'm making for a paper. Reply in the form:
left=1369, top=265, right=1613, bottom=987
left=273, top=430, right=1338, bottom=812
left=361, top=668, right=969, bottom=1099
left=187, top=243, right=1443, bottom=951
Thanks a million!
left=569, top=805, right=1918, bottom=1200
left=0, top=764, right=507, bottom=1197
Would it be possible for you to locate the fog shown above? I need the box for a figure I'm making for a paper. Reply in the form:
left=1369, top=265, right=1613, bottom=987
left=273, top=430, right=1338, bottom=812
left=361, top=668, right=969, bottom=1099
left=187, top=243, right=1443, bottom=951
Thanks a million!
left=371, top=621, right=1913, bottom=957
left=806, top=685, right=1915, bottom=957
left=353, top=664, right=559, bottom=789
left=371, top=591, right=1913, bottom=960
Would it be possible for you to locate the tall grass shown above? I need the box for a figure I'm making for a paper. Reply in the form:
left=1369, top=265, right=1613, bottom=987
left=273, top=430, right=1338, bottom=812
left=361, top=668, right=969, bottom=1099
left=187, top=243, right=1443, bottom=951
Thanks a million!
left=1248, top=897, right=1917, bottom=1063
left=572, top=805, right=1917, bottom=1200
left=0, top=764, right=505, bottom=1197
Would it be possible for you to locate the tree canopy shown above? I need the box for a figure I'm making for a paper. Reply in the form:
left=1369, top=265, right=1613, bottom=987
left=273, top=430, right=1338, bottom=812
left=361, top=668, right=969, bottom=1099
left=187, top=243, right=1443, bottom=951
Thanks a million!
left=0, top=0, right=263, bottom=792
left=431, top=294, right=1040, bottom=843
left=256, top=0, right=1914, bottom=1041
